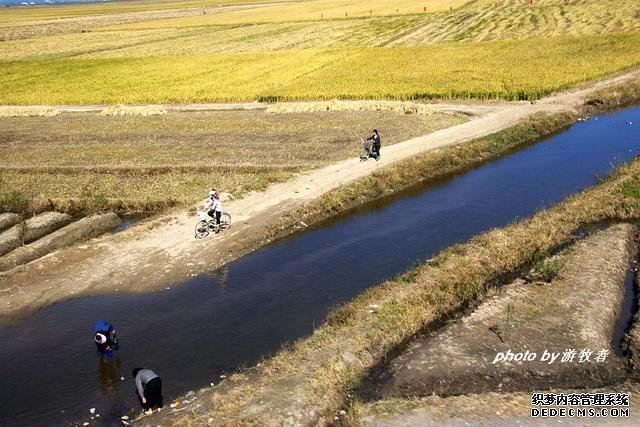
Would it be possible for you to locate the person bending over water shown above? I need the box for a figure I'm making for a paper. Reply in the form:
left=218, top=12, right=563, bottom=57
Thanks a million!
left=132, top=368, right=163, bottom=411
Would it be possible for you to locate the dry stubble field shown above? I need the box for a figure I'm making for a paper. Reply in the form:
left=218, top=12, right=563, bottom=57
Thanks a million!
left=0, top=109, right=465, bottom=214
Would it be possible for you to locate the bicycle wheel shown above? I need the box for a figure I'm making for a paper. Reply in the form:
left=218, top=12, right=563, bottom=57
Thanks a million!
left=194, top=220, right=210, bottom=239
left=219, top=213, right=231, bottom=230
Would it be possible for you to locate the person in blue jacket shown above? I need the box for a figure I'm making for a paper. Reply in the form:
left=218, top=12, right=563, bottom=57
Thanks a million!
left=93, top=320, right=119, bottom=359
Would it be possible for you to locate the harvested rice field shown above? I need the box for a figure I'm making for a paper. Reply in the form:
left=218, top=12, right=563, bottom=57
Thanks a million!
left=0, top=108, right=466, bottom=214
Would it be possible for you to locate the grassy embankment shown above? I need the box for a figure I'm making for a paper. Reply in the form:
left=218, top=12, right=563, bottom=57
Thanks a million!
left=0, top=109, right=464, bottom=214
left=156, top=84, right=640, bottom=425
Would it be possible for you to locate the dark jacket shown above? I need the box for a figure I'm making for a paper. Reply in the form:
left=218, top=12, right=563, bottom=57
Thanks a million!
left=366, top=133, right=381, bottom=152
left=135, top=369, right=160, bottom=399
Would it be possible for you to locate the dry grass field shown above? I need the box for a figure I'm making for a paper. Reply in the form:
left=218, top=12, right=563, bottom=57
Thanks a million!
left=0, top=109, right=465, bottom=214
left=0, top=0, right=267, bottom=24
left=3, top=1, right=638, bottom=50
left=99, top=0, right=469, bottom=28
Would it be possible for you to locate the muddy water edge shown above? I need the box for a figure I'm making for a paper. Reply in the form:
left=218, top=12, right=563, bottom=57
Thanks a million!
left=0, top=105, right=639, bottom=425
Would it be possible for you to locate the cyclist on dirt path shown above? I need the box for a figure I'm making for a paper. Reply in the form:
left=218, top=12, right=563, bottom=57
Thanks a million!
left=204, top=189, right=223, bottom=233
left=365, top=129, right=381, bottom=160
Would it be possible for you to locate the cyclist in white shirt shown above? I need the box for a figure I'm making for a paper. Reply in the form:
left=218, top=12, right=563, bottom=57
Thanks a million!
left=204, top=189, right=223, bottom=233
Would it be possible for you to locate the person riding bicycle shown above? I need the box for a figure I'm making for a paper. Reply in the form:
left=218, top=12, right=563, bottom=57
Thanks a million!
left=204, top=189, right=223, bottom=233
left=365, top=129, right=381, bottom=161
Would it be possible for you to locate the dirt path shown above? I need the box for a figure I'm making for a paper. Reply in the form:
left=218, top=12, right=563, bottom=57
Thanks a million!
left=0, top=69, right=638, bottom=325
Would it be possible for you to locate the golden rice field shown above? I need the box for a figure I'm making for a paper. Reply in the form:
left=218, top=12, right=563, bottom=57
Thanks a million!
left=0, top=110, right=465, bottom=214
left=2, top=32, right=640, bottom=104
left=1, top=1, right=639, bottom=104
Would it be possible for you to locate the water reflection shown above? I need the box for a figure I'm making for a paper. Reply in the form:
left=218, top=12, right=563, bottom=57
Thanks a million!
left=98, top=358, right=123, bottom=395
left=213, top=266, right=230, bottom=292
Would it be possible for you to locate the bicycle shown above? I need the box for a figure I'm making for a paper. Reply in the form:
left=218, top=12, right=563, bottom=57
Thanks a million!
left=358, top=138, right=380, bottom=161
left=194, top=211, right=231, bottom=239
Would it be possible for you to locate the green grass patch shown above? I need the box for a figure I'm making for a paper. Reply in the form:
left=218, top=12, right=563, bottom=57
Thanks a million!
left=621, top=178, right=640, bottom=199
left=531, top=257, right=565, bottom=282
left=0, top=190, right=30, bottom=214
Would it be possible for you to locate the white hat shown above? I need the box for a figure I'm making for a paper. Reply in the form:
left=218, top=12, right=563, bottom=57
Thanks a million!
left=94, top=333, right=107, bottom=344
